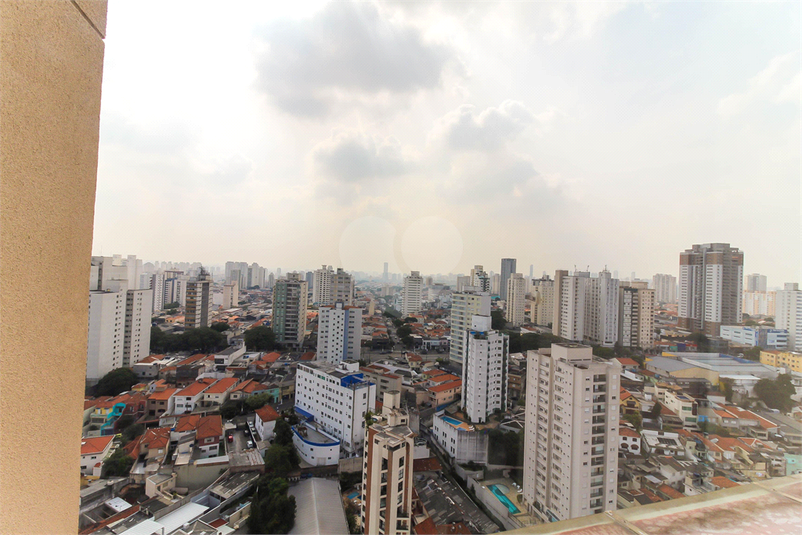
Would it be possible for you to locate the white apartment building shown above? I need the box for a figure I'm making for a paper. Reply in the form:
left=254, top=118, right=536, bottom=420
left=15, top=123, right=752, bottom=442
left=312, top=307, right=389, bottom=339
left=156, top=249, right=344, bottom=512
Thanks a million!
left=295, top=361, right=376, bottom=453
left=86, top=287, right=125, bottom=381
left=618, top=281, right=655, bottom=349
left=720, top=325, right=788, bottom=350
left=554, top=270, right=619, bottom=347
left=222, top=281, right=238, bottom=309
left=505, top=273, right=526, bottom=327
left=449, top=288, right=491, bottom=364
left=361, top=391, right=414, bottom=535
left=317, top=302, right=362, bottom=364
left=470, top=265, right=490, bottom=293
left=313, top=265, right=355, bottom=306
left=123, top=288, right=153, bottom=367
left=462, top=315, right=509, bottom=423
left=743, top=291, right=776, bottom=317
left=523, top=344, right=621, bottom=523
left=777, top=283, right=802, bottom=351
left=402, top=271, right=423, bottom=316
left=652, top=273, right=677, bottom=304
left=433, top=412, right=489, bottom=464
left=529, top=277, right=555, bottom=326
left=746, top=273, right=768, bottom=293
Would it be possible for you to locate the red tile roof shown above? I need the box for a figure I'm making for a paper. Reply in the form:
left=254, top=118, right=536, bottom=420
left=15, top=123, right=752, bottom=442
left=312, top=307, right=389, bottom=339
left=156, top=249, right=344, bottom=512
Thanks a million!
left=255, top=405, right=281, bottom=423
left=80, top=436, right=114, bottom=456
left=414, top=517, right=437, bottom=535
left=176, top=378, right=215, bottom=397
left=300, top=352, right=316, bottom=361
left=204, top=377, right=238, bottom=394
left=175, top=414, right=202, bottom=433
left=657, top=484, right=685, bottom=500
left=619, top=427, right=640, bottom=438
left=232, top=379, right=268, bottom=394
left=196, top=415, right=223, bottom=441
left=616, top=357, right=640, bottom=366
left=429, top=374, right=460, bottom=384
left=261, top=352, right=282, bottom=364
left=413, top=457, right=442, bottom=472
left=428, top=380, right=461, bottom=393
left=711, top=476, right=740, bottom=489
left=148, top=388, right=178, bottom=401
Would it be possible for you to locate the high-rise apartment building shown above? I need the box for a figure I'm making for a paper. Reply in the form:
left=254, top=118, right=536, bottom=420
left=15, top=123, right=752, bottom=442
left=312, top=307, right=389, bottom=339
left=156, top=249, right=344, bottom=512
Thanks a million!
left=273, top=272, right=308, bottom=348
left=554, top=270, right=619, bottom=346
left=618, top=281, right=655, bottom=348
left=361, top=391, right=414, bottom=535
left=652, top=273, right=677, bottom=304
left=456, top=275, right=472, bottom=292
left=462, top=315, right=509, bottom=423
left=383, top=262, right=389, bottom=281
left=777, top=283, right=802, bottom=351
left=449, top=288, right=491, bottom=364
left=523, top=344, right=621, bottom=522
left=295, top=360, right=375, bottom=453
left=313, top=265, right=355, bottom=306
left=470, top=265, right=490, bottom=293
left=401, top=271, right=423, bottom=316
left=742, top=291, right=776, bottom=317
left=317, top=302, right=362, bottom=364
left=529, top=277, right=554, bottom=326
left=491, top=273, right=500, bottom=296
left=500, top=258, right=517, bottom=301
left=185, top=268, right=213, bottom=329
left=678, top=243, right=744, bottom=337
left=87, top=256, right=153, bottom=381
left=123, top=288, right=153, bottom=367
left=222, top=281, right=239, bottom=309
left=505, top=273, right=526, bottom=327
left=746, top=273, right=768, bottom=293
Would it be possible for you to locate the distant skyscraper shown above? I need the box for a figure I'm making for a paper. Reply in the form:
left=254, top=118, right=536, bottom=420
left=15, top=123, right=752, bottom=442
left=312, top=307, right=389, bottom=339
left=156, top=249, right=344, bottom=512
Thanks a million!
left=500, top=258, right=517, bottom=301
left=462, top=315, right=509, bottom=423
left=618, top=281, right=655, bottom=348
left=273, top=272, right=308, bottom=348
left=383, top=262, right=389, bottom=281
left=529, top=264, right=534, bottom=279
left=361, top=391, right=414, bottom=535
left=652, top=273, right=677, bottom=304
left=222, top=281, right=239, bottom=309
left=505, top=273, right=526, bottom=327
left=470, top=265, right=490, bottom=293
left=185, top=267, right=213, bottom=329
left=743, top=290, right=776, bottom=317
left=523, top=344, right=621, bottom=522
left=449, top=288, right=491, bottom=364
left=317, top=302, right=362, bottom=364
left=491, top=273, right=500, bottom=295
left=402, top=271, right=423, bottom=316
left=529, top=276, right=554, bottom=326
left=678, top=243, right=743, bottom=337
left=553, top=270, right=619, bottom=346
left=776, top=283, right=802, bottom=351
left=746, top=273, right=768, bottom=293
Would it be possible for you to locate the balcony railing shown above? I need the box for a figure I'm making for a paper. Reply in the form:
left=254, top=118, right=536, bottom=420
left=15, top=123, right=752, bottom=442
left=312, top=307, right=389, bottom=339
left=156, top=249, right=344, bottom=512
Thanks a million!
left=592, top=416, right=606, bottom=424
left=591, top=476, right=604, bottom=487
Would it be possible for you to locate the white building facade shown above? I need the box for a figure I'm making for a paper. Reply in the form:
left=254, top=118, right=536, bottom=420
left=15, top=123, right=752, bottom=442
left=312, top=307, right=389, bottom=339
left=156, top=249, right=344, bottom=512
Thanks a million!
left=317, top=302, right=362, bottom=364
left=294, top=361, right=376, bottom=454
left=523, top=344, right=621, bottom=522
left=462, top=315, right=509, bottom=423
left=402, top=271, right=423, bottom=316
left=505, top=273, right=526, bottom=327
left=449, top=288, right=491, bottom=364
left=432, top=412, right=488, bottom=464
left=777, top=283, right=802, bottom=352
left=555, top=270, right=620, bottom=347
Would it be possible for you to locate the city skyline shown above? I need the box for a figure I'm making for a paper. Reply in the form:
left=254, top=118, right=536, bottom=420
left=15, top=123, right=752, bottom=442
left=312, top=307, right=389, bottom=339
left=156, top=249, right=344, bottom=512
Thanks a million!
left=92, top=1, right=799, bottom=284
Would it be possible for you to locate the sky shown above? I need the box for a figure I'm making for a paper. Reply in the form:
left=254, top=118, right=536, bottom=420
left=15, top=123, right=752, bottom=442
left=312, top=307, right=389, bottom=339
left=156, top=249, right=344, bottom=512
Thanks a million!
left=93, top=0, right=801, bottom=285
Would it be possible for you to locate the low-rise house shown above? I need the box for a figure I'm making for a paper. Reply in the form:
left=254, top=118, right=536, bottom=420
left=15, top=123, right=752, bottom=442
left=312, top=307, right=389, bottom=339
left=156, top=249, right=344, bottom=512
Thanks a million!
left=427, top=380, right=462, bottom=408
left=432, top=412, right=488, bottom=464
left=619, top=426, right=642, bottom=455
left=200, top=377, right=238, bottom=408
left=213, top=345, right=246, bottom=369
left=620, top=388, right=641, bottom=415
left=361, top=365, right=403, bottom=399
left=146, top=387, right=178, bottom=418
left=170, top=414, right=223, bottom=458
left=229, top=378, right=269, bottom=401
left=80, top=436, right=115, bottom=476
left=255, top=405, right=281, bottom=441
left=173, top=378, right=216, bottom=414
left=615, top=358, right=641, bottom=372
left=642, top=430, right=684, bottom=457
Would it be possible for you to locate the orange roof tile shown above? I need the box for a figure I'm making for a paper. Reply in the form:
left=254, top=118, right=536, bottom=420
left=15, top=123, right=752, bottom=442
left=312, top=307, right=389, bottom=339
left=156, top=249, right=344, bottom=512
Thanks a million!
left=657, top=484, right=685, bottom=500
left=80, top=436, right=114, bottom=456
left=414, top=518, right=437, bottom=535
left=255, top=405, right=281, bottom=423
left=204, top=377, right=238, bottom=394
left=413, top=457, right=442, bottom=472
left=176, top=378, right=215, bottom=397
left=619, top=427, right=640, bottom=438
left=711, top=476, right=740, bottom=489
left=148, top=388, right=178, bottom=401
left=196, top=415, right=223, bottom=441
left=429, top=374, right=460, bottom=384
left=428, top=380, right=461, bottom=393
left=261, top=352, right=282, bottom=364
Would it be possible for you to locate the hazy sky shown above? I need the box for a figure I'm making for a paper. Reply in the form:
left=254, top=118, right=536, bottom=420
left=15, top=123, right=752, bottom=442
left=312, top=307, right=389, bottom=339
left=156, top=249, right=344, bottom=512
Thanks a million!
left=93, top=1, right=800, bottom=285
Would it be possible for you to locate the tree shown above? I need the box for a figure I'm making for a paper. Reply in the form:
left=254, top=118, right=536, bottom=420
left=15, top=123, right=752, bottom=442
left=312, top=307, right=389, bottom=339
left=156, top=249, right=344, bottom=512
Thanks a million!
left=487, top=429, right=525, bottom=466
left=248, top=475, right=296, bottom=534
left=122, top=423, right=145, bottom=445
left=101, top=449, right=134, bottom=478
left=150, top=326, right=167, bottom=352
left=95, top=368, right=139, bottom=397
left=245, top=392, right=273, bottom=411
left=182, top=327, right=226, bottom=352
left=274, top=418, right=294, bottom=447
left=623, top=412, right=642, bottom=431
left=649, top=402, right=662, bottom=420
left=220, top=400, right=242, bottom=420
left=491, top=310, right=506, bottom=331
left=264, top=445, right=294, bottom=479
left=592, top=346, right=615, bottom=359
left=245, top=326, right=278, bottom=351
left=403, top=317, right=418, bottom=323
left=720, top=378, right=734, bottom=402
left=742, top=347, right=761, bottom=361
left=754, top=374, right=796, bottom=412
left=114, top=414, right=136, bottom=433
left=210, top=321, right=230, bottom=332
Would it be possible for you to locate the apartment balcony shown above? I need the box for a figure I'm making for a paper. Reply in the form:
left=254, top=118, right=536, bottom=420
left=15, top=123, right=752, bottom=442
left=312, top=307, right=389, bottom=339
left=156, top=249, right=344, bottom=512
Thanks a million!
left=592, top=426, right=605, bottom=435
left=592, top=416, right=606, bottom=424
left=590, top=499, right=603, bottom=508
left=593, top=395, right=606, bottom=403
left=590, top=468, right=604, bottom=477
left=590, top=489, right=604, bottom=498
left=593, top=385, right=606, bottom=393
left=593, top=405, right=606, bottom=414
left=591, top=457, right=604, bottom=466
left=591, top=436, right=605, bottom=445
left=592, top=446, right=605, bottom=455
left=591, top=476, right=604, bottom=487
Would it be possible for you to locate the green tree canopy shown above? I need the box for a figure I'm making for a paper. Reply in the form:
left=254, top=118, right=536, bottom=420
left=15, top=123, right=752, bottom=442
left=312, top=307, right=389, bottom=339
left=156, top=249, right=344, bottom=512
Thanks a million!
left=122, top=423, right=145, bottom=445
left=623, top=412, right=642, bottom=431
left=244, top=326, right=278, bottom=351
left=95, top=368, right=139, bottom=397
left=274, top=418, right=294, bottom=447
left=245, top=392, right=274, bottom=411
left=220, top=400, right=242, bottom=420
left=210, top=321, right=230, bottom=332
left=248, top=475, right=296, bottom=534
left=754, top=374, right=796, bottom=412
left=101, top=449, right=134, bottom=478
left=150, top=326, right=227, bottom=353
left=491, top=310, right=506, bottom=331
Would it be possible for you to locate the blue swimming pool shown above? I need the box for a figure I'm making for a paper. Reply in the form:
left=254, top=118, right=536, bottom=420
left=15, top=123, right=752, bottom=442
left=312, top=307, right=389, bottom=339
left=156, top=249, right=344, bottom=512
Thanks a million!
left=489, top=484, right=520, bottom=514
left=347, top=491, right=359, bottom=500
left=441, top=415, right=463, bottom=426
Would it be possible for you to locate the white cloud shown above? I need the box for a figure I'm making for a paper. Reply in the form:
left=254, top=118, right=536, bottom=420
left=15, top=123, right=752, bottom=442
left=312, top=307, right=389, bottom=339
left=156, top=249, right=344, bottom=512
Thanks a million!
left=718, top=52, right=801, bottom=117
left=430, top=100, right=540, bottom=151
left=312, top=130, right=416, bottom=182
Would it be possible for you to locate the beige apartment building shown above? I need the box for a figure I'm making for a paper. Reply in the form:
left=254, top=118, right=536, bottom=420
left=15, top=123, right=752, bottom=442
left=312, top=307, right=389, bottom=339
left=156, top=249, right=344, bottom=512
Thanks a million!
left=505, top=273, right=527, bottom=327
left=619, top=281, right=655, bottom=349
left=523, top=344, right=621, bottom=523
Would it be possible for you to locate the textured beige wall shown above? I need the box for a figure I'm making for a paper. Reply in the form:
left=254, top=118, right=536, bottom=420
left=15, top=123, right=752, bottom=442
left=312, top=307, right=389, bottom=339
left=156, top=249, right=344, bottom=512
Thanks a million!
left=0, top=1, right=107, bottom=533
